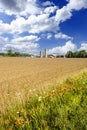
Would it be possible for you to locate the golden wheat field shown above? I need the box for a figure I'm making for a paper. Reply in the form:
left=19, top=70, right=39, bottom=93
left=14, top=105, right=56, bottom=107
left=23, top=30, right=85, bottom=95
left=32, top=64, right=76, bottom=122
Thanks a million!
left=0, top=57, right=87, bottom=112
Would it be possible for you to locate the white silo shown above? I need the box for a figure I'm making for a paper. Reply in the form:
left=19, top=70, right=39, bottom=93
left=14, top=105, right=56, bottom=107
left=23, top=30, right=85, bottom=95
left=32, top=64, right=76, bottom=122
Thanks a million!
left=45, top=49, right=48, bottom=58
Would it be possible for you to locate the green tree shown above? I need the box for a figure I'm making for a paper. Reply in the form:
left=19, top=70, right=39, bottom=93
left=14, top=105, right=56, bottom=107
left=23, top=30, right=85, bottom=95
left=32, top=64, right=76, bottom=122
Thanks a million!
left=7, top=49, right=13, bottom=56
left=65, top=51, right=73, bottom=58
left=14, top=52, right=20, bottom=57
left=78, top=50, right=87, bottom=58
left=66, top=50, right=87, bottom=58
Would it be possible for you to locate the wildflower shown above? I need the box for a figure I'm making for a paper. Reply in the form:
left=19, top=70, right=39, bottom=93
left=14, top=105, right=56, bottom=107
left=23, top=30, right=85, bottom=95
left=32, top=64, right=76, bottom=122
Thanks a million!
left=38, top=96, right=42, bottom=101
left=52, top=90, right=56, bottom=94
left=17, top=111, right=20, bottom=117
left=52, top=90, right=55, bottom=93
left=14, top=121, right=19, bottom=126
left=5, top=119, right=10, bottom=125
left=8, top=128, right=12, bottom=130
left=17, top=111, right=20, bottom=114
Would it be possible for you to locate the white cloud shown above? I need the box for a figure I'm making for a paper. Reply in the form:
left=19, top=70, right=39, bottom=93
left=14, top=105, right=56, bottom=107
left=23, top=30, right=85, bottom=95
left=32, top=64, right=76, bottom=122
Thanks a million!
left=12, top=35, right=40, bottom=43
left=0, top=35, right=40, bottom=54
left=54, top=33, right=73, bottom=40
left=47, top=33, right=52, bottom=39
left=0, top=36, right=9, bottom=52
left=4, top=42, right=39, bottom=54
left=79, top=43, right=87, bottom=51
left=0, top=0, right=41, bottom=16
left=67, top=0, right=87, bottom=11
left=40, top=33, right=52, bottom=39
left=0, top=11, right=58, bottom=34
left=26, top=14, right=58, bottom=34
left=49, top=40, right=77, bottom=55
left=55, top=0, right=87, bottom=23
left=0, top=37, right=9, bottom=47
left=44, top=6, right=58, bottom=14
left=42, top=1, right=54, bottom=6
left=55, top=6, right=72, bottom=22
left=0, top=20, right=10, bottom=34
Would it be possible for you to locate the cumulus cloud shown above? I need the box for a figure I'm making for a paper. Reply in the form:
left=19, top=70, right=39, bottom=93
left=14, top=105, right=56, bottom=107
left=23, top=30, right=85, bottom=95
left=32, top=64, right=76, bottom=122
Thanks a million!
left=44, top=6, right=58, bottom=14
left=0, top=0, right=19, bottom=11
left=40, top=33, right=52, bottom=39
left=0, top=35, right=40, bottom=53
left=26, top=14, right=58, bottom=33
left=55, top=6, right=72, bottom=22
left=12, top=35, right=40, bottom=43
left=4, top=42, right=39, bottom=54
left=54, top=33, right=73, bottom=40
left=0, top=36, right=9, bottom=46
left=0, top=36, right=9, bottom=52
left=0, top=0, right=41, bottom=16
left=0, top=20, right=10, bottom=34
left=47, top=33, right=52, bottom=39
left=42, top=1, right=54, bottom=7
left=55, top=0, right=87, bottom=22
left=1, top=14, right=58, bottom=34
left=49, top=40, right=77, bottom=55
left=79, top=43, right=87, bottom=51
left=67, top=0, right=87, bottom=11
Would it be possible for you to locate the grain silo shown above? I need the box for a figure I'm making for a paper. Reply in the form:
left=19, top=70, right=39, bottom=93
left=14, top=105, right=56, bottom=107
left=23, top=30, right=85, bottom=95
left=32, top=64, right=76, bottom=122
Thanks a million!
left=45, top=49, right=48, bottom=58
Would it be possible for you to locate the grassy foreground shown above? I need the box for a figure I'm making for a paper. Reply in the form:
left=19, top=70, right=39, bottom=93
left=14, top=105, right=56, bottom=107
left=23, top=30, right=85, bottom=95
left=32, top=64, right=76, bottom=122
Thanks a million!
left=0, top=70, right=87, bottom=130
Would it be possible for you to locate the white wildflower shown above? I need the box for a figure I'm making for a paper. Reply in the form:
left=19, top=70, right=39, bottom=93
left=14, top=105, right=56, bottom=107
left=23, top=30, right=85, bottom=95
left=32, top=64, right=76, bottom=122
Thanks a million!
left=17, top=111, right=20, bottom=114
left=38, top=96, right=42, bottom=102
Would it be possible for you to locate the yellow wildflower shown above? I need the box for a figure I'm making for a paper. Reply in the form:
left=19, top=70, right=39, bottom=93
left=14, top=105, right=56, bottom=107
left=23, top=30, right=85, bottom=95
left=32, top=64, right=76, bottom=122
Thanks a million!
left=4, top=119, right=10, bottom=125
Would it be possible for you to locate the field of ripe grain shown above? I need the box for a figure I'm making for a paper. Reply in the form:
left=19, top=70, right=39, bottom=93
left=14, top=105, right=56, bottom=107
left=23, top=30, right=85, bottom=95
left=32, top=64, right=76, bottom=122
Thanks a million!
left=0, top=57, right=87, bottom=112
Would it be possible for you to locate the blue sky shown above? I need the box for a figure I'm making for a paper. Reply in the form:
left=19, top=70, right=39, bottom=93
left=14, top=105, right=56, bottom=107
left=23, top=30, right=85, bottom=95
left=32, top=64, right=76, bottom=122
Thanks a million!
left=0, top=0, right=87, bottom=55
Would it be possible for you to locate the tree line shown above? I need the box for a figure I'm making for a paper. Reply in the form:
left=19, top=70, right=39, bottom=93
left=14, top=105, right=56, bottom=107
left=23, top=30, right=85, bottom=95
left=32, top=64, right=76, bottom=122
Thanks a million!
left=65, top=50, right=87, bottom=58
left=0, top=50, right=32, bottom=57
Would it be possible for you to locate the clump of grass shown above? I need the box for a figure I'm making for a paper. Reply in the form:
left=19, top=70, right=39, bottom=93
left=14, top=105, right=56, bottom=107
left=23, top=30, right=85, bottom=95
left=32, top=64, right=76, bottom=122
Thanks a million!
left=0, top=71, right=87, bottom=130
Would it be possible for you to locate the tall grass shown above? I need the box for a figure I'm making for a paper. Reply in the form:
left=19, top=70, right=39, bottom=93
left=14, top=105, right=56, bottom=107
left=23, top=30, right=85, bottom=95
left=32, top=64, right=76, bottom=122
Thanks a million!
left=0, top=71, right=87, bottom=130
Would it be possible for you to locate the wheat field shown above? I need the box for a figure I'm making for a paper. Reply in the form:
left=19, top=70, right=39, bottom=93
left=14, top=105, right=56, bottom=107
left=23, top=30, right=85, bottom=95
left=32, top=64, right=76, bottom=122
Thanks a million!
left=0, top=57, right=87, bottom=112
